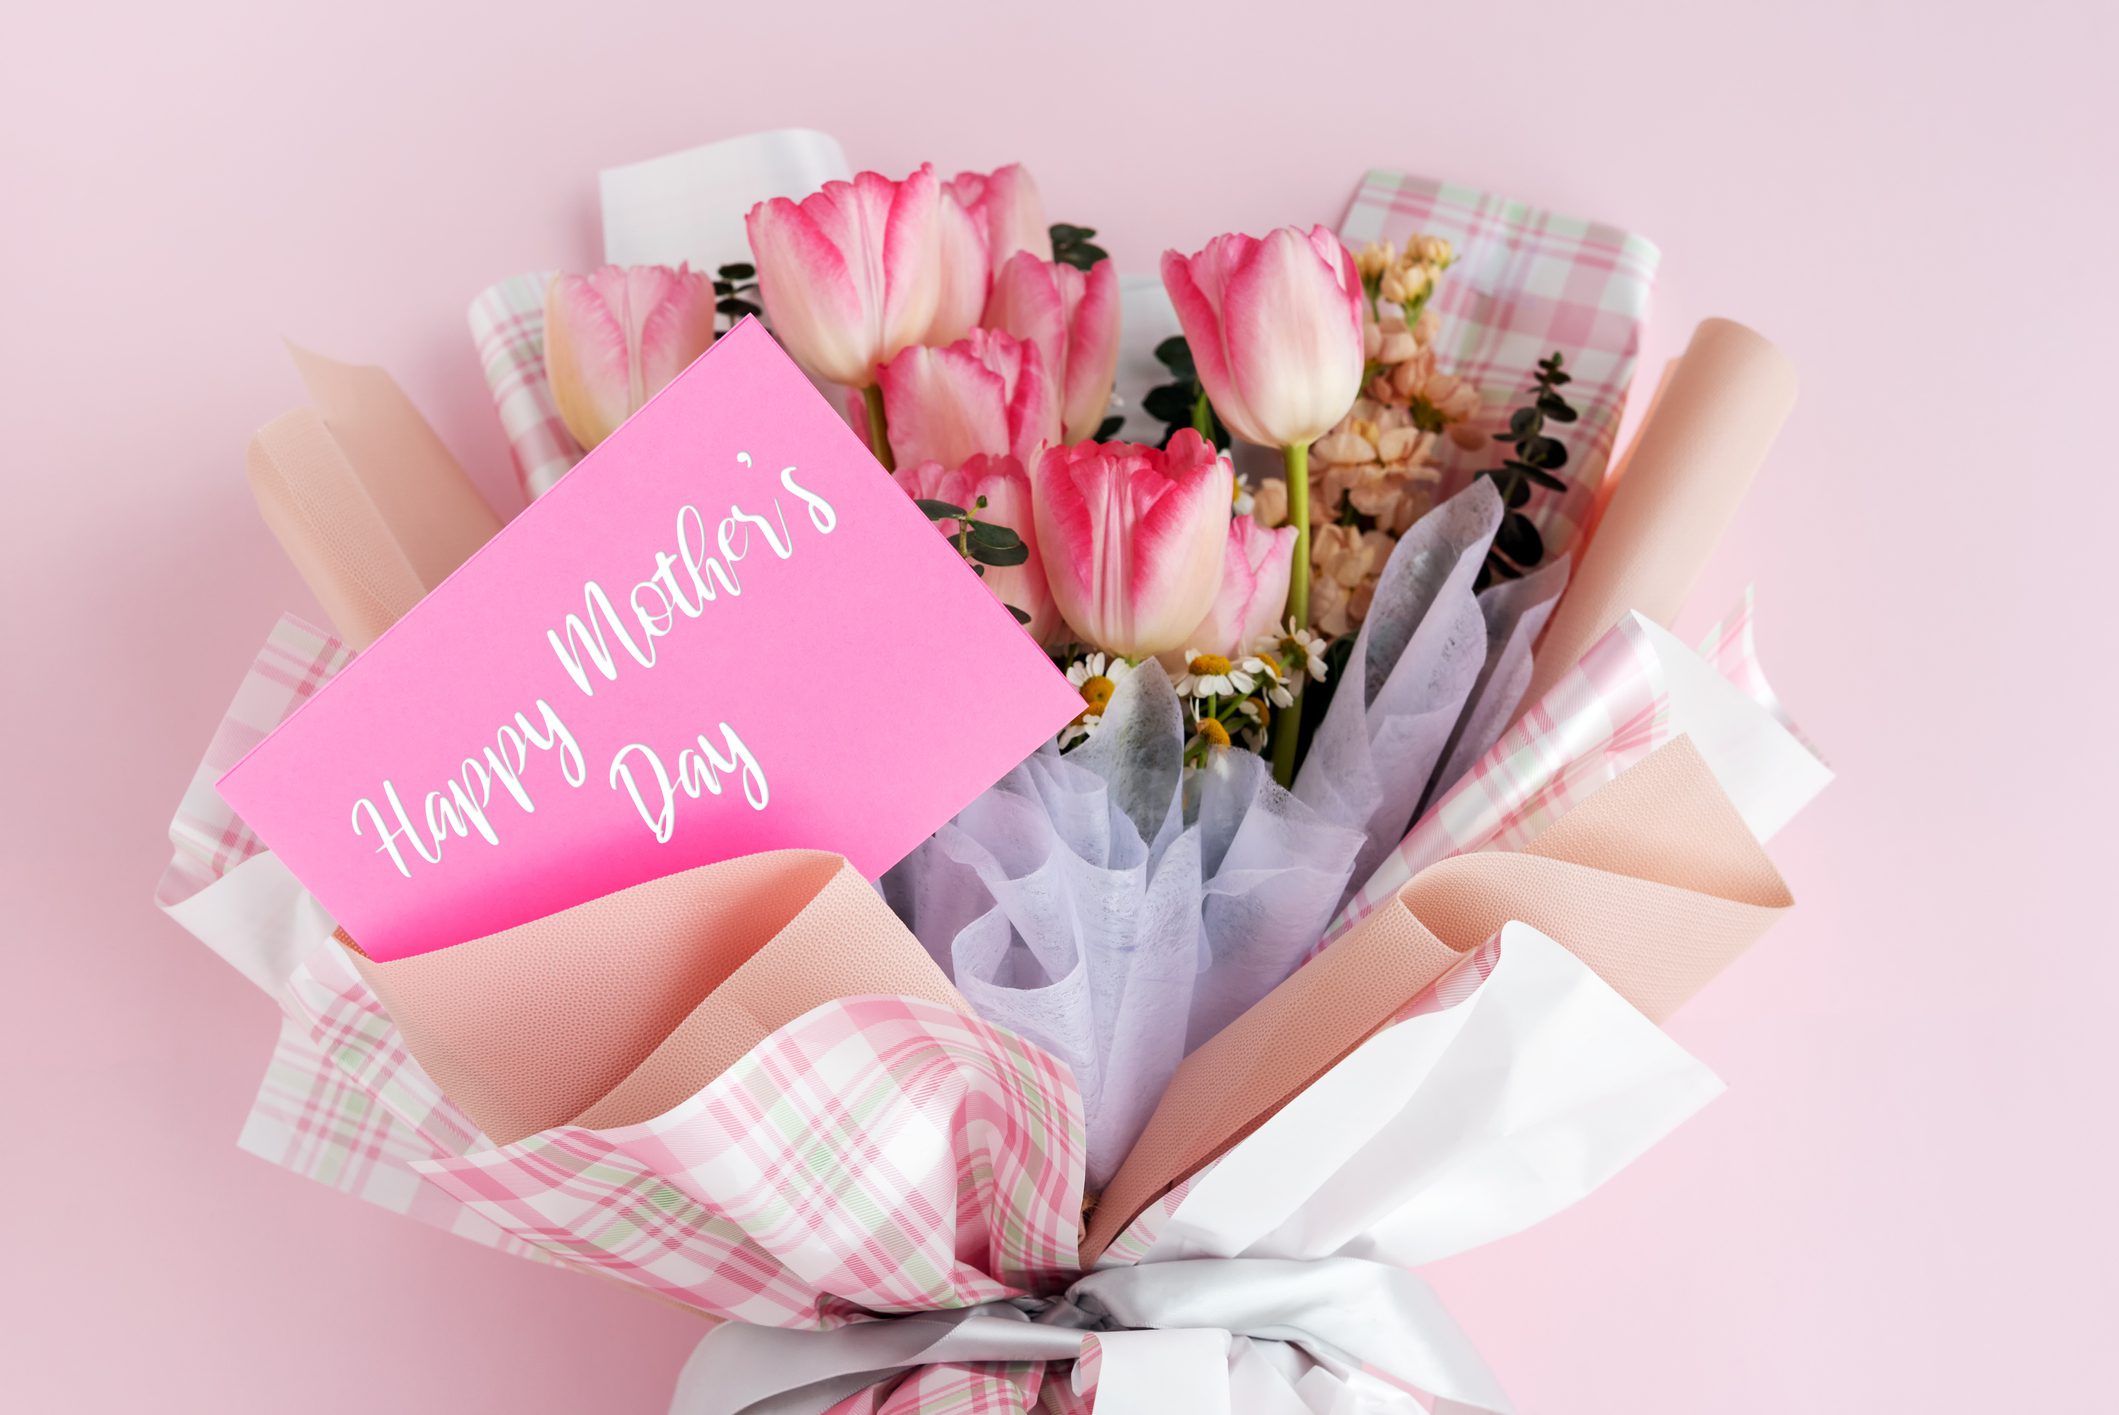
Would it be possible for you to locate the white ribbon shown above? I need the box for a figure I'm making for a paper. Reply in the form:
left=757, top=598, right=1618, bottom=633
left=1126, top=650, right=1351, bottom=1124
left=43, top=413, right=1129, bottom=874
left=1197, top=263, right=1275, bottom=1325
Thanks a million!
left=667, top=1256, right=1513, bottom=1415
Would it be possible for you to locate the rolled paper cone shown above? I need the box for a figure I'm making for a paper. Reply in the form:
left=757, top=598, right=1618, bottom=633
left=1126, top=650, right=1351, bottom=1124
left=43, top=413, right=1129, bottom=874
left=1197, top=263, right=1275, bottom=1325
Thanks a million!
left=244, top=347, right=502, bottom=649
left=246, top=409, right=425, bottom=650
left=343, top=850, right=966, bottom=1145
left=1082, top=735, right=1792, bottom=1263
left=1519, top=318, right=1797, bottom=712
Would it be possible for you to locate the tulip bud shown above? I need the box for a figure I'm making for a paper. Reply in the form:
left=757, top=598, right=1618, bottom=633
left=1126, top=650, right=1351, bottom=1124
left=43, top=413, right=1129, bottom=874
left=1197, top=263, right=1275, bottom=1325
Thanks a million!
left=543, top=265, right=717, bottom=450
left=1031, top=430, right=1233, bottom=658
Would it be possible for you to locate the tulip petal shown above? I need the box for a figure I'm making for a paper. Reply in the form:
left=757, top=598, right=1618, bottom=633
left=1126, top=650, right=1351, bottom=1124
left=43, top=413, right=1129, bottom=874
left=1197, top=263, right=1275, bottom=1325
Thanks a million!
left=897, top=454, right=1063, bottom=643
left=930, top=189, right=992, bottom=346
left=545, top=270, right=635, bottom=449
left=629, top=264, right=718, bottom=404
left=1220, top=226, right=1366, bottom=447
left=1060, top=260, right=1120, bottom=442
left=1032, top=429, right=1232, bottom=657
left=879, top=165, right=943, bottom=364
left=1183, top=514, right=1298, bottom=659
left=878, top=343, right=1009, bottom=470
left=746, top=195, right=875, bottom=386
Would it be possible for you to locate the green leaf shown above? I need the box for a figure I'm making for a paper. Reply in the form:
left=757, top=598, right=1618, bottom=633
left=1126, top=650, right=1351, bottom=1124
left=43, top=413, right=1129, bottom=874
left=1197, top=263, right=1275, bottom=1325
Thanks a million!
left=914, top=498, right=966, bottom=521
left=1008, top=604, right=1033, bottom=625
left=1142, top=383, right=1198, bottom=424
left=1508, top=407, right=1542, bottom=439
left=1095, top=414, right=1125, bottom=440
left=716, top=297, right=755, bottom=317
left=1519, top=466, right=1568, bottom=492
left=1496, top=513, right=1544, bottom=566
left=969, top=540, right=1030, bottom=567
left=966, top=520, right=1022, bottom=550
left=718, top=261, right=756, bottom=281
left=1153, top=335, right=1196, bottom=378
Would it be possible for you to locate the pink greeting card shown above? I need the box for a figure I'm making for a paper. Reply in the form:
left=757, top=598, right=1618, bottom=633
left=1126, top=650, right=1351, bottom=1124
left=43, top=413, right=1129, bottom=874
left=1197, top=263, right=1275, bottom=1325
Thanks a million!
left=219, top=319, right=1081, bottom=961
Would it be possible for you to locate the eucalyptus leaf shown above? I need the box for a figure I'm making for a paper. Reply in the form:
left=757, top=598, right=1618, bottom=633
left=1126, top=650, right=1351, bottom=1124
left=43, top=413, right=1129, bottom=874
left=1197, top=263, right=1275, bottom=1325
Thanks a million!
left=915, top=498, right=967, bottom=521
left=970, top=540, right=1030, bottom=568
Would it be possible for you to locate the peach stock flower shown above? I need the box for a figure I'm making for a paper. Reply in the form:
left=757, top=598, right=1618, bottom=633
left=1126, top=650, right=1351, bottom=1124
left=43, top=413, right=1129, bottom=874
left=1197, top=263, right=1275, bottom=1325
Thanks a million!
left=984, top=253, right=1120, bottom=443
left=543, top=264, right=717, bottom=451
left=1031, top=429, right=1233, bottom=658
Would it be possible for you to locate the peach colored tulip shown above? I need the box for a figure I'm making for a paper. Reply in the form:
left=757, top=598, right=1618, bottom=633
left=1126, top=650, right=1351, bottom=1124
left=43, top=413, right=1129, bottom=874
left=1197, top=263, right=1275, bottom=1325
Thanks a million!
left=1184, top=513, right=1298, bottom=659
left=744, top=166, right=944, bottom=388
left=877, top=329, right=1060, bottom=471
left=897, top=455, right=1063, bottom=644
left=1031, top=429, right=1233, bottom=658
left=543, top=265, right=717, bottom=451
left=1159, top=225, right=1365, bottom=449
left=984, top=253, right=1120, bottom=443
left=945, top=164, right=1052, bottom=266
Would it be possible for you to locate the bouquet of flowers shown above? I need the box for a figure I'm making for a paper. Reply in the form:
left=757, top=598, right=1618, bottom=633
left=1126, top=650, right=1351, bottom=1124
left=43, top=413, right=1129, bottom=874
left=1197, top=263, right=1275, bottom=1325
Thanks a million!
left=159, top=129, right=1829, bottom=1414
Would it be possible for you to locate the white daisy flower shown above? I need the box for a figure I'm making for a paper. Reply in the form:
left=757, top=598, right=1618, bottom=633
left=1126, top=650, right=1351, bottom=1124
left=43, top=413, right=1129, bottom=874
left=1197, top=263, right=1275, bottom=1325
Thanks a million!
left=1059, top=652, right=1130, bottom=745
left=1175, top=651, right=1255, bottom=700
left=1282, top=621, right=1331, bottom=682
left=1241, top=655, right=1295, bottom=709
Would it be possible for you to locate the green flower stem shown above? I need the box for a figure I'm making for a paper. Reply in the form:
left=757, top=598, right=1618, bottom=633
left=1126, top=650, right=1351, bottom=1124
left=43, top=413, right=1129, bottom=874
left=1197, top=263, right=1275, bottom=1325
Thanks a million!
left=863, top=383, right=894, bottom=471
left=1270, top=441, right=1311, bottom=787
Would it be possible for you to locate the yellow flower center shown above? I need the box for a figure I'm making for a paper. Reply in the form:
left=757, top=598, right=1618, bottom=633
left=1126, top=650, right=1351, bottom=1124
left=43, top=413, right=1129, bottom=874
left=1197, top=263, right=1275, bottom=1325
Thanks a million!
left=1196, top=717, right=1232, bottom=749
left=1078, top=674, right=1115, bottom=715
left=1187, top=653, right=1232, bottom=676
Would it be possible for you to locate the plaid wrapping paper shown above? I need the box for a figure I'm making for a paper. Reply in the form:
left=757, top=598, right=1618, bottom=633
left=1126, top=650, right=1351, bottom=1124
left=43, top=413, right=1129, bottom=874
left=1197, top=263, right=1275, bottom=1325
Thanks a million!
left=395, top=993, right=1085, bottom=1325
left=468, top=272, right=582, bottom=502
left=158, top=614, right=555, bottom=1261
left=154, top=615, right=348, bottom=909
left=1338, top=171, right=1659, bottom=561
left=1327, top=594, right=1790, bottom=943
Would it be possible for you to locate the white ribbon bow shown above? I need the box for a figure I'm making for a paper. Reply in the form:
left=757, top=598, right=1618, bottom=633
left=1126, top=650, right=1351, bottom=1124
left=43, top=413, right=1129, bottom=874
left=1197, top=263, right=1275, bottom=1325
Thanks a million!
left=668, top=1256, right=1514, bottom=1415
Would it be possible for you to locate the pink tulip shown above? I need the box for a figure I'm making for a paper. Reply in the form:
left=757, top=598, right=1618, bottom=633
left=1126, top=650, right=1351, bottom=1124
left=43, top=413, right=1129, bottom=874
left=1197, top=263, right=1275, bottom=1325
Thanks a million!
left=877, top=329, right=1060, bottom=471
left=744, top=166, right=944, bottom=388
left=896, top=455, right=1063, bottom=644
left=543, top=265, right=718, bottom=450
left=1160, top=226, right=1366, bottom=449
left=984, top=253, right=1120, bottom=443
left=1031, top=429, right=1233, bottom=658
left=928, top=191, right=991, bottom=347
left=1182, top=514, right=1298, bottom=659
left=945, top=164, right=1052, bottom=266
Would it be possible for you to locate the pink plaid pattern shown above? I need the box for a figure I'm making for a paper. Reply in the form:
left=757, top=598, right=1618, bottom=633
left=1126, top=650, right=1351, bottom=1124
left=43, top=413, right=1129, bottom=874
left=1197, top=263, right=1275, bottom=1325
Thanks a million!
left=830, top=1362, right=1048, bottom=1415
left=1697, top=587, right=1825, bottom=761
left=1339, top=171, right=1658, bottom=561
left=160, top=617, right=551, bottom=1259
left=468, top=272, right=583, bottom=502
left=154, top=614, right=348, bottom=908
left=408, top=994, right=1086, bottom=1325
left=1328, top=613, right=1675, bottom=943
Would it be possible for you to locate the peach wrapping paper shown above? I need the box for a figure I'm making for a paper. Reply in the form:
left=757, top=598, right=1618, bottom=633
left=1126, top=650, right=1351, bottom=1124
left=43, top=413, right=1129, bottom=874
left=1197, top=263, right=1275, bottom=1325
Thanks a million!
left=344, top=850, right=966, bottom=1145
left=1083, top=735, right=1791, bottom=1262
left=1520, top=318, right=1799, bottom=707
left=244, top=347, right=501, bottom=649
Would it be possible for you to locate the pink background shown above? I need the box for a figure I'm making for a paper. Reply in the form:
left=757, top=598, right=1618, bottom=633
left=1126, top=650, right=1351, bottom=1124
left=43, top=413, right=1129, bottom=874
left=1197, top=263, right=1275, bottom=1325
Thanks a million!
left=5, top=2, right=2112, bottom=1409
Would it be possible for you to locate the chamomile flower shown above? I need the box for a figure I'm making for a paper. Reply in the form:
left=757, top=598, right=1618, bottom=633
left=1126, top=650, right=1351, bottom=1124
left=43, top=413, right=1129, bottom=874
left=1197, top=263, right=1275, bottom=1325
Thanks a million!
left=1243, top=654, right=1295, bottom=709
left=1280, top=621, right=1331, bottom=683
left=1175, top=651, right=1256, bottom=700
left=1060, top=652, right=1130, bottom=747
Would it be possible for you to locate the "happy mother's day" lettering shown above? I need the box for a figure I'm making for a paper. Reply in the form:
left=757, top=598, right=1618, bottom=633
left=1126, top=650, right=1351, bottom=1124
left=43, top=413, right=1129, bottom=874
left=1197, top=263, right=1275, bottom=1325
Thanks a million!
left=348, top=454, right=836, bottom=878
